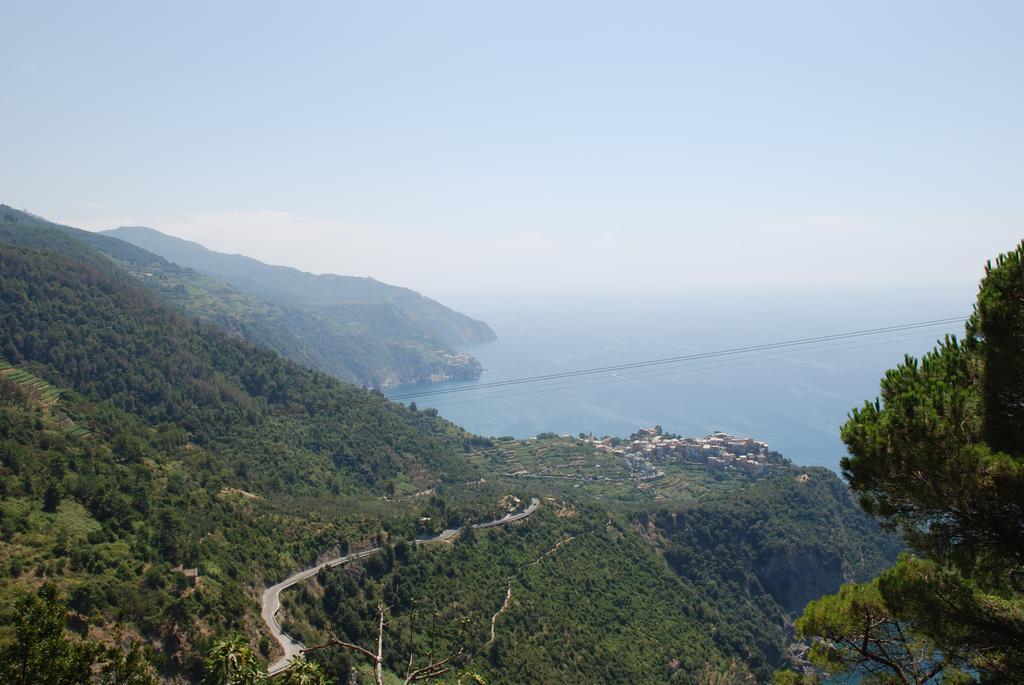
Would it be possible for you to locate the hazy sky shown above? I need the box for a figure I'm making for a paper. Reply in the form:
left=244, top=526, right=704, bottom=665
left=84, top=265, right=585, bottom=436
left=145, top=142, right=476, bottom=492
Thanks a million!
left=2, top=1, right=1021, bottom=297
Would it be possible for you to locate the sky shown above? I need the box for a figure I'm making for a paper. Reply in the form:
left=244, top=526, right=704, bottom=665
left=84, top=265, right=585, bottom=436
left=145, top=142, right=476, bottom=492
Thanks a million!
left=2, top=1, right=1022, bottom=298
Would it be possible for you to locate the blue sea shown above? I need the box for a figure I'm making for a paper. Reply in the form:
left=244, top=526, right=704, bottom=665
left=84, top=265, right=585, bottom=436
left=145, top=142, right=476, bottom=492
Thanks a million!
left=389, top=286, right=974, bottom=471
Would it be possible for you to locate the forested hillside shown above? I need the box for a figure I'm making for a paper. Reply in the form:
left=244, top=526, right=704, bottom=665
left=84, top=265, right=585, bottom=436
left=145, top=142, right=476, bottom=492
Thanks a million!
left=0, top=357, right=518, bottom=681
left=640, top=470, right=902, bottom=678
left=0, top=243, right=475, bottom=492
left=282, top=506, right=735, bottom=684
left=0, top=217, right=510, bottom=679
left=0, top=210, right=902, bottom=683
left=777, top=242, right=1024, bottom=684
left=279, top=472, right=899, bottom=684
left=0, top=207, right=491, bottom=389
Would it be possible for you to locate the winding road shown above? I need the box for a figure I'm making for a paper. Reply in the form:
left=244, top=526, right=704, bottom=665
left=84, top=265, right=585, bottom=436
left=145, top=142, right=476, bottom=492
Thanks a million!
left=262, top=497, right=540, bottom=675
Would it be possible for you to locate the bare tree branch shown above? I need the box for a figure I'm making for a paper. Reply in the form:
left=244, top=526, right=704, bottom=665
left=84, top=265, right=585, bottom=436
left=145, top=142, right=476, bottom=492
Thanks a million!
left=403, top=649, right=464, bottom=684
left=303, top=602, right=468, bottom=685
left=303, top=631, right=378, bottom=663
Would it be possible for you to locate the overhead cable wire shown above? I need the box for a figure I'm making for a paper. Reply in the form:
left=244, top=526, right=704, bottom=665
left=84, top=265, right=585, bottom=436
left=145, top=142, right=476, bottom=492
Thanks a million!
left=418, top=329, right=951, bottom=411
left=384, top=316, right=965, bottom=403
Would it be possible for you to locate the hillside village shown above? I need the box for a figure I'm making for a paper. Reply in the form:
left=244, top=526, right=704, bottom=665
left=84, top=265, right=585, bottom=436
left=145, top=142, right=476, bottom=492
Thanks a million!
left=584, top=427, right=785, bottom=480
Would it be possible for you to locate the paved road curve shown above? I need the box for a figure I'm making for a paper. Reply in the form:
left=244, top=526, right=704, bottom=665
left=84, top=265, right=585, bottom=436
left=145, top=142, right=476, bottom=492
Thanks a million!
left=263, top=497, right=540, bottom=675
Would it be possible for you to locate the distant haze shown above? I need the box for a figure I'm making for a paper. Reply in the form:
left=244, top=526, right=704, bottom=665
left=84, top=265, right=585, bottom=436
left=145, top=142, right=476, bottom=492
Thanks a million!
left=2, top=2, right=1021, bottom=296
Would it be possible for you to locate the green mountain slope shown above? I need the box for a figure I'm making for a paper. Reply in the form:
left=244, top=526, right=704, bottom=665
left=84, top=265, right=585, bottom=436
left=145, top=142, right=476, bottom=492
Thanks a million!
left=639, top=469, right=903, bottom=678
left=0, top=207, right=492, bottom=389
left=0, top=358, right=499, bottom=680
left=0, top=212, right=511, bottom=677
left=1, top=380, right=524, bottom=684
left=0, top=244, right=475, bottom=492
left=282, top=506, right=736, bottom=684
left=279, top=470, right=899, bottom=684
left=0, top=207, right=900, bottom=683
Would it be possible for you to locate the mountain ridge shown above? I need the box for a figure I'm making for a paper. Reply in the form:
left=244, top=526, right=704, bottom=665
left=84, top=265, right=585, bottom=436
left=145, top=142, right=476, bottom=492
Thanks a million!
left=0, top=206, right=493, bottom=388
left=102, top=225, right=496, bottom=345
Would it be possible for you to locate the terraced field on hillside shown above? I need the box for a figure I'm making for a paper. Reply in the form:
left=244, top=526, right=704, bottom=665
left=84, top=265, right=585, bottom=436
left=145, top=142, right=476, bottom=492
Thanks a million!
left=0, top=360, right=90, bottom=437
left=465, top=436, right=752, bottom=505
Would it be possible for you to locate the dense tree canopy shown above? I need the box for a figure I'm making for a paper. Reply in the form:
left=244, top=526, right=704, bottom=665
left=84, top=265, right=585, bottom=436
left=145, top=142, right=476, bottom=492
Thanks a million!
left=789, top=242, right=1024, bottom=683
left=0, top=585, right=156, bottom=685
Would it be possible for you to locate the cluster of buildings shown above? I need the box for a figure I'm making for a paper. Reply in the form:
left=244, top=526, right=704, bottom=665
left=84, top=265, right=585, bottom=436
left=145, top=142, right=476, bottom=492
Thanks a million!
left=426, top=351, right=482, bottom=382
left=585, top=428, right=778, bottom=479
left=440, top=351, right=475, bottom=367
